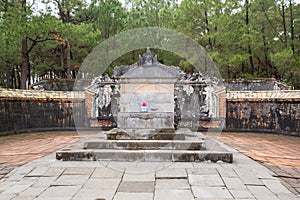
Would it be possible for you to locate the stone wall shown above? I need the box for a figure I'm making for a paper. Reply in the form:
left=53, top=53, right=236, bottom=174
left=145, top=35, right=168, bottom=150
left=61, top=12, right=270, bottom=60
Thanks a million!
left=0, top=89, right=85, bottom=133
left=3, top=89, right=299, bottom=135
left=226, top=91, right=300, bottom=135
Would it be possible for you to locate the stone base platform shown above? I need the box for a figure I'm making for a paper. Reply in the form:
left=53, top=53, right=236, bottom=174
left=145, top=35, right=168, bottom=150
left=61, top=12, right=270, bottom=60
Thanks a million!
left=56, top=149, right=233, bottom=162
left=56, top=128, right=233, bottom=163
left=83, top=139, right=205, bottom=150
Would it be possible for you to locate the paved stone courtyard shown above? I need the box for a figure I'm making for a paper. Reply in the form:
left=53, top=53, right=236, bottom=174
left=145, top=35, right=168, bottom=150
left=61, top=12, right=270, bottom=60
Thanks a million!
left=220, top=132, right=300, bottom=195
left=0, top=131, right=299, bottom=200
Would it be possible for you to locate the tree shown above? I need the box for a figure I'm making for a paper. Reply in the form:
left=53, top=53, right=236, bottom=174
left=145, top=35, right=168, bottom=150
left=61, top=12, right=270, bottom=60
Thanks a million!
left=87, top=0, right=126, bottom=39
left=1, top=0, right=299, bottom=88
left=0, top=0, right=21, bottom=88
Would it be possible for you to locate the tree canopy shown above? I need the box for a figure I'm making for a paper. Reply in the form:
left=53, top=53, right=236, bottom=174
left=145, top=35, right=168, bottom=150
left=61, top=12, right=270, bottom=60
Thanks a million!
left=0, top=0, right=299, bottom=88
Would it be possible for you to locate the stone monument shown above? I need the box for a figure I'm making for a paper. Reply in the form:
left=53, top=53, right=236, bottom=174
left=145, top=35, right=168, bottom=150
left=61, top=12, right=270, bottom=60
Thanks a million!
left=56, top=48, right=233, bottom=163
left=115, top=47, right=181, bottom=131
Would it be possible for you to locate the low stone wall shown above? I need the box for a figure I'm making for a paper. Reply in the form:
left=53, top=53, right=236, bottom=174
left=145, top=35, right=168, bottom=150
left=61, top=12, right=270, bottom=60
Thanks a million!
left=1, top=89, right=300, bottom=136
left=226, top=91, right=300, bottom=136
left=0, top=89, right=86, bottom=134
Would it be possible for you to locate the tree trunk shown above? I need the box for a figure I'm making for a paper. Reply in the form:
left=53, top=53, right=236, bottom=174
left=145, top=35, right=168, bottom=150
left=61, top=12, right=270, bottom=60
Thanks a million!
left=132, top=51, right=135, bottom=61
left=262, top=25, right=269, bottom=76
left=60, top=44, right=64, bottom=76
left=227, top=65, right=231, bottom=78
left=12, top=70, right=17, bottom=89
left=16, top=66, right=21, bottom=89
left=204, top=6, right=213, bottom=51
left=6, top=63, right=12, bottom=89
left=242, top=62, right=245, bottom=74
left=289, top=0, right=295, bottom=54
left=55, top=0, right=72, bottom=23
left=245, top=0, right=254, bottom=75
left=4, top=0, right=12, bottom=88
left=20, top=0, right=29, bottom=89
left=21, top=38, right=29, bottom=89
left=282, top=1, right=288, bottom=48
left=66, top=40, right=71, bottom=79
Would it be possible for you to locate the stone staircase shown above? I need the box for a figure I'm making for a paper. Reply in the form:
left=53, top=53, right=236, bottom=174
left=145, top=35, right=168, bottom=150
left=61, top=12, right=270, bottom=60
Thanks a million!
left=56, top=128, right=233, bottom=163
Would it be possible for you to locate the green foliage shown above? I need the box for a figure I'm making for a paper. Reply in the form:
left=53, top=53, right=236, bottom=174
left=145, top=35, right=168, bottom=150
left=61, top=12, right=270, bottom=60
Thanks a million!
left=0, top=0, right=299, bottom=88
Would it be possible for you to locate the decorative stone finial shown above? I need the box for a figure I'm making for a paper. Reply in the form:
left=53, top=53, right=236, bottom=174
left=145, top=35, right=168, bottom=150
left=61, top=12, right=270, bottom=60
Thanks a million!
left=146, top=47, right=151, bottom=54
left=138, top=47, right=158, bottom=66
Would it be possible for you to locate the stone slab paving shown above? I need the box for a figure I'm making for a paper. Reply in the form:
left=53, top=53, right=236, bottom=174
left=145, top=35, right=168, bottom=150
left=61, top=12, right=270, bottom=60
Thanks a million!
left=220, top=132, right=300, bottom=195
left=0, top=137, right=299, bottom=200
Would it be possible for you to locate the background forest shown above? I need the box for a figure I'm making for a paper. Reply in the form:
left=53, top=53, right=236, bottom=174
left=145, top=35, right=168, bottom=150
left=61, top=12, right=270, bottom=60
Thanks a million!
left=0, top=0, right=299, bottom=89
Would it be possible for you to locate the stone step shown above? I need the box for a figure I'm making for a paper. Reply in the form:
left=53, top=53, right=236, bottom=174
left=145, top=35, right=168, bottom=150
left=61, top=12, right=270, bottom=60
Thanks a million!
left=106, top=132, right=187, bottom=140
left=56, top=149, right=233, bottom=163
left=83, top=140, right=205, bottom=150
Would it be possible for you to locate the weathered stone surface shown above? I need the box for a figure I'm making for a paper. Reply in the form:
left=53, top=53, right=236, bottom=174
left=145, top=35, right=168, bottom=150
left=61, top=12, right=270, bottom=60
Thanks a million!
left=0, top=89, right=84, bottom=99
left=227, top=92, right=300, bottom=134
left=91, top=167, right=124, bottom=178
left=247, top=185, right=280, bottom=200
left=234, top=168, right=264, bottom=185
left=63, top=167, right=95, bottom=175
left=155, top=179, right=190, bottom=190
left=72, top=189, right=115, bottom=200
left=227, top=90, right=300, bottom=100
left=56, top=146, right=233, bottom=163
left=37, top=186, right=81, bottom=198
left=0, top=195, right=15, bottom=200
left=222, top=177, right=247, bottom=189
left=25, top=167, right=49, bottom=177
left=118, top=181, right=154, bottom=193
left=123, top=173, right=155, bottom=182
left=117, top=112, right=174, bottom=129
left=84, top=140, right=204, bottom=150
left=154, top=189, right=194, bottom=200
left=18, top=186, right=46, bottom=197
left=1, top=184, right=31, bottom=195
left=191, top=186, right=233, bottom=199
left=229, top=189, right=255, bottom=199
left=83, top=178, right=121, bottom=190
left=106, top=132, right=185, bottom=140
left=114, top=192, right=153, bottom=200
left=187, top=168, right=218, bottom=175
left=189, top=174, right=225, bottom=186
left=31, top=177, right=57, bottom=188
left=217, top=168, right=238, bottom=178
left=261, top=179, right=292, bottom=194
left=52, top=175, right=89, bottom=186
left=156, top=168, right=187, bottom=179
left=0, top=90, right=85, bottom=133
left=56, top=150, right=94, bottom=161
left=42, top=167, right=65, bottom=177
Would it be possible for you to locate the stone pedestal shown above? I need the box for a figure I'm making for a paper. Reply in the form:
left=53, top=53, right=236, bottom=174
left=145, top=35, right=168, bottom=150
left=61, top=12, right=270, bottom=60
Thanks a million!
left=117, top=112, right=174, bottom=129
